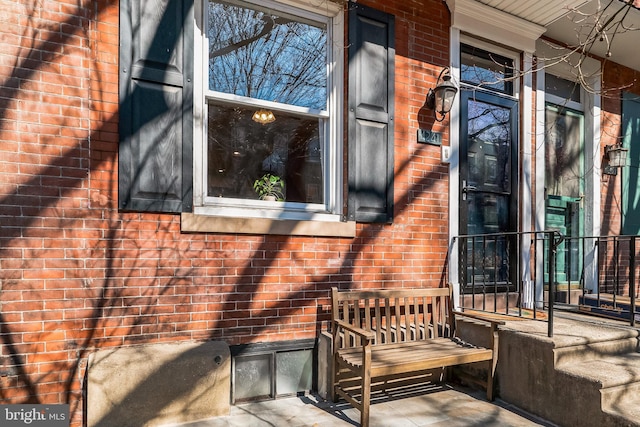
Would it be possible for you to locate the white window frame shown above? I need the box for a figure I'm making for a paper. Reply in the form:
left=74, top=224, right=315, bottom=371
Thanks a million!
left=191, top=0, right=345, bottom=225
left=458, top=36, right=522, bottom=100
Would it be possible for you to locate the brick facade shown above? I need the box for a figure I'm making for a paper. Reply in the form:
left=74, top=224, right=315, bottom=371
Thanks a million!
left=0, top=1, right=636, bottom=426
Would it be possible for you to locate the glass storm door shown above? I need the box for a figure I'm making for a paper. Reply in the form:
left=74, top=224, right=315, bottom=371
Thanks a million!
left=545, top=104, right=584, bottom=284
left=460, top=90, right=518, bottom=288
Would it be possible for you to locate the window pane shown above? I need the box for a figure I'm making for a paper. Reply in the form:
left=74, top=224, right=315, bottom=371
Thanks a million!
left=207, top=102, right=324, bottom=203
left=275, top=349, right=312, bottom=396
left=466, top=99, right=512, bottom=192
left=545, top=105, right=584, bottom=198
left=233, top=354, right=272, bottom=401
left=545, top=74, right=580, bottom=103
left=461, top=45, right=514, bottom=95
left=208, top=1, right=327, bottom=110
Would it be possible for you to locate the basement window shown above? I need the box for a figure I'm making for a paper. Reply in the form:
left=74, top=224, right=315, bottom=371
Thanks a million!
left=231, top=340, right=315, bottom=403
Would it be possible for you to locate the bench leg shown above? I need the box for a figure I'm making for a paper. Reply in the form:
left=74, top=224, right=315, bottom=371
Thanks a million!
left=443, top=366, right=451, bottom=382
left=360, top=341, right=372, bottom=427
left=332, top=351, right=341, bottom=403
left=486, top=366, right=495, bottom=401
left=487, top=329, right=499, bottom=401
left=361, top=370, right=370, bottom=427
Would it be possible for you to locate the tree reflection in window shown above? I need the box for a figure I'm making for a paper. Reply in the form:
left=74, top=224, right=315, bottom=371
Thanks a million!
left=467, top=100, right=511, bottom=192
left=208, top=1, right=327, bottom=110
left=206, top=1, right=328, bottom=204
left=461, top=44, right=514, bottom=95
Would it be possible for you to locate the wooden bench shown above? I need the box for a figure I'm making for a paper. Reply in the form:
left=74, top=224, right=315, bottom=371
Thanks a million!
left=331, top=286, right=503, bottom=427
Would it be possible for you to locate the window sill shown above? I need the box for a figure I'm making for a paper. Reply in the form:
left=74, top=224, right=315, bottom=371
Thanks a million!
left=181, top=213, right=356, bottom=237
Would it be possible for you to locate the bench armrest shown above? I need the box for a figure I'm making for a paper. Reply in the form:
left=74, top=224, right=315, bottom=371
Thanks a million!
left=452, top=310, right=505, bottom=329
left=333, top=319, right=375, bottom=340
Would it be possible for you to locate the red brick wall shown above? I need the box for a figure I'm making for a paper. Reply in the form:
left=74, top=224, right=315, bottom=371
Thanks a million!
left=0, top=1, right=453, bottom=425
left=3, top=0, right=635, bottom=424
left=1, top=0, right=94, bottom=420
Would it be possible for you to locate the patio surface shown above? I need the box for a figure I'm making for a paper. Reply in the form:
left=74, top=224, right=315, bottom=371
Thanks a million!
left=164, top=311, right=635, bottom=427
left=166, top=383, right=556, bottom=427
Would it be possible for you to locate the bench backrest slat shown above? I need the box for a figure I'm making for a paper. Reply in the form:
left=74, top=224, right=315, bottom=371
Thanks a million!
left=331, top=287, right=454, bottom=348
left=404, top=297, right=411, bottom=340
left=374, top=299, right=382, bottom=344
left=384, top=297, right=391, bottom=344
left=415, top=299, right=421, bottom=340
left=394, top=297, right=401, bottom=341
left=431, top=296, right=438, bottom=338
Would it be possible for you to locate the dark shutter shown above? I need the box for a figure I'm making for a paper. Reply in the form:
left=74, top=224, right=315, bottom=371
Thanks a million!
left=119, top=0, right=193, bottom=213
left=622, top=92, right=640, bottom=234
left=347, top=4, right=395, bottom=223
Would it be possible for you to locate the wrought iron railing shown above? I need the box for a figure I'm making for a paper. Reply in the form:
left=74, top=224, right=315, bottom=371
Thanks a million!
left=454, top=232, right=640, bottom=337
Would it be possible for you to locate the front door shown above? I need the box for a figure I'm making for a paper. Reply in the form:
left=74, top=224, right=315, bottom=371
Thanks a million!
left=459, top=89, right=518, bottom=288
left=544, top=103, right=584, bottom=284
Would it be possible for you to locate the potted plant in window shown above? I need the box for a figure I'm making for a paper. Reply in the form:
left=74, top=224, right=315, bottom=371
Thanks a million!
left=253, top=173, right=285, bottom=201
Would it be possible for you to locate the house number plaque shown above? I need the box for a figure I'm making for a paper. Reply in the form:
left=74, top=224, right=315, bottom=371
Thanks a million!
left=417, top=129, right=442, bottom=146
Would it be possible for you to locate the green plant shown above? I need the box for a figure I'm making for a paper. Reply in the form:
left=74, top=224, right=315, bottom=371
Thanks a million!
left=253, top=173, right=285, bottom=201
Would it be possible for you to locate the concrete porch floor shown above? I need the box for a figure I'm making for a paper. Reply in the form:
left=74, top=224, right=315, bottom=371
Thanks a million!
left=165, top=384, right=556, bottom=427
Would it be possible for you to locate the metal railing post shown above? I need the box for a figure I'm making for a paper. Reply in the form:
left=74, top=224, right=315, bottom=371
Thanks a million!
left=631, top=236, right=636, bottom=327
left=548, top=231, right=557, bottom=338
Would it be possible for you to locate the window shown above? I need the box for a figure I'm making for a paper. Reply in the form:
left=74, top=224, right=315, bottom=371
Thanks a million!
left=231, top=340, right=315, bottom=403
left=119, top=0, right=390, bottom=232
left=461, top=44, right=514, bottom=95
left=195, top=0, right=344, bottom=221
left=545, top=74, right=581, bottom=106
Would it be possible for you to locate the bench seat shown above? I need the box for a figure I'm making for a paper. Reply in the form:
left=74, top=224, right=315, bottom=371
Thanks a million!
left=337, top=338, right=493, bottom=375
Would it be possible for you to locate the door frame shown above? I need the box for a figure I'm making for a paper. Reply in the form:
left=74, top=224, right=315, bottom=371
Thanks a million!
left=447, top=33, right=527, bottom=301
left=534, top=42, right=602, bottom=298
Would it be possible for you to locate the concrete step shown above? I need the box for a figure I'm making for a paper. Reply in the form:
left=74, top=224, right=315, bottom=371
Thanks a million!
left=553, top=337, right=639, bottom=368
left=497, top=314, right=640, bottom=427
left=603, top=382, right=640, bottom=427
left=560, top=353, right=640, bottom=390
left=557, top=353, right=640, bottom=427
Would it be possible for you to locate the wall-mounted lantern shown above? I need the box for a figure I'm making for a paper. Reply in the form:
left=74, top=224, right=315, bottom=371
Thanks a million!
left=603, top=143, right=628, bottom=175
left=426, top=66, right=458, bottom=122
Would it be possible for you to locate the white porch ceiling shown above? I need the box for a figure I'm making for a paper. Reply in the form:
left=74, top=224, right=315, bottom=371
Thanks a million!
left=474, top=0, right=592, bottom=26
left=473, top=0, right=640, bottom=71
left=544, top=0, right=640, bottom=71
